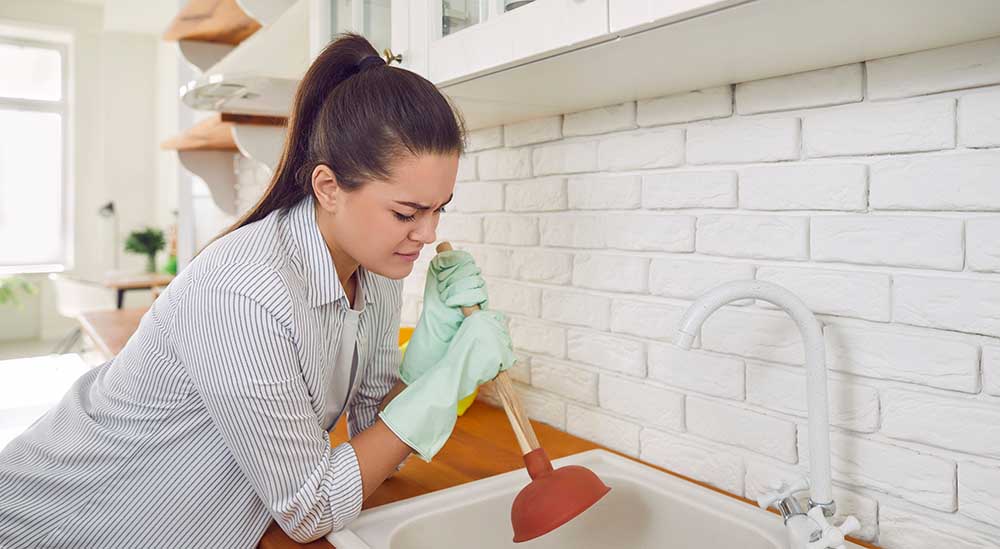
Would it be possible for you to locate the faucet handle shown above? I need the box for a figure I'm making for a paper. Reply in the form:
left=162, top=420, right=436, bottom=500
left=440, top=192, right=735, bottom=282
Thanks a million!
left=806, top=506, right=860, bottom=549
left=756, top=476, right=809, bottom=511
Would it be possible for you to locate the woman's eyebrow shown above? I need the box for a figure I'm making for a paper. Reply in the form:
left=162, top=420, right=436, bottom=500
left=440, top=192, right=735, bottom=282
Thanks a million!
left=394, top=194, right=454, bottom=210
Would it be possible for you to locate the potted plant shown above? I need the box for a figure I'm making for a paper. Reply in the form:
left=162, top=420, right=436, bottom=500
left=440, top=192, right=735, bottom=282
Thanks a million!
left=124, top=227, right=166, bottom=273
left=0, top=276, right=38, bottom=309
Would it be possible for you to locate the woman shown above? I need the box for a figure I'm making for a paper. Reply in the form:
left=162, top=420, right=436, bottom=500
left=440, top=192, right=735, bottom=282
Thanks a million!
left=0, top=33, right=514, bottom=548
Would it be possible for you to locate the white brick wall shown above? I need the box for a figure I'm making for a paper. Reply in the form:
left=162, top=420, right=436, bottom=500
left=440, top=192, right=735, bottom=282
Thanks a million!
left=879, top=504, right=1000, bottom=549
left=746, top=362, right=880, bottom=432
left=477, top=147, right=531, bottom=180
left=572, top=253, right=648, bottom=293
left=686, top=397, right=798, bottom=463
left=509, top=249, right=573, bottom=284
left=564, top=102, right=636, bottom=136
left=451, top=182, right=503, bottom=212
left=824, top=324, right=980, bottom=393
left=803, top=99, right=955, bottom=157
left=735, top=64, right=863, bottom=114
left=641, top=428, right=745, bottom=494
left=959, top=461, right=1000, bottom=527
left=407, top=38, right=1000, bottom=549
left=541, top=288, right=610, bottom=330
left=533, top=141, right=598, bottom=175
left=881, top=389, right=1000, bottom=459
left=959, top=89, right=1000, bottom=148
left=609, top=298, right=686, bottom=341
left=866, top=37, right=1000, bottom=100
left=566, top=404, right=640, bottom=456
left=598, top=373, right=684, bottom=431
left=687, top=118, right=800, bottom=164
left=597, top=128, right=684, bottom=171
left=505, top=115, right=562, bottom=147
left=811, top=215, right=964, bottom=270
left=894, top=275, right=1000, bottom=337
left=605, top=213, right=695, bottom=252
left=648, top=259, right=755, bottom=300
left=647, top=344, right=745, bottom=399
left=483, top=215, right=538, bottom=246
left=822, top=432, right=957, bottom=511
left=504, top=177, right=567, bottom=212
left=637, top=85, right=732, bottom=126
left=566, top=329, right=645, bottom=377
left=870, top=152, right=1000, bottom=211
left=755, top=266, right=891, bottom=321
left=697, top=215, right=809, bottom=260
left=568, top=175, right=641, bottom=210
left=642, top=171, right=738, bottom=209
left=529, top=357, right=598, bottom=404
left=739, top=164, right=867, bottom=211
left=985, top=345, right=1000, bottom=396
left=967, top=217, right=1000, bottom=273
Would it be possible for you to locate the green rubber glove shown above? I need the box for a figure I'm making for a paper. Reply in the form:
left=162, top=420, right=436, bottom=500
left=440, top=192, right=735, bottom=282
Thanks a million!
left=380, top=309, right=515, bottom=461
left=399, top=250, right=488, bottom=385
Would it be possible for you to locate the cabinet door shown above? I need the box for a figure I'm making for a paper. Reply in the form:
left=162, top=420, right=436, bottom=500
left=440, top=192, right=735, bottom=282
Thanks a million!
left=608, top=0, right=736, bottom=33
left=397, top=0, right=431, bottom=77
left=310, top=0, right=395, bottom=59
left=427, top=0, right=609, bottom=84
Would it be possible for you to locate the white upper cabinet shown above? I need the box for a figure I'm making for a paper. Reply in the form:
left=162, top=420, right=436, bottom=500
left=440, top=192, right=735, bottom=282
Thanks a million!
left=391, top=0, right=1000, bottom=131
left=425, top=0, right=608, bottom=84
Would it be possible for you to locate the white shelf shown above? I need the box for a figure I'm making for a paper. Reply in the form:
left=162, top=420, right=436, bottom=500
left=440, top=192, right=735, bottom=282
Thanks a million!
left=180, top=0, right=310, bottom=117
left=438, top=0, right=1000, bottom=130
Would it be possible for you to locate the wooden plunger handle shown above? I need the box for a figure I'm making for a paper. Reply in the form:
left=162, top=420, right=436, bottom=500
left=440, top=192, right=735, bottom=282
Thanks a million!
left=436, top=242, right=540, bottom=455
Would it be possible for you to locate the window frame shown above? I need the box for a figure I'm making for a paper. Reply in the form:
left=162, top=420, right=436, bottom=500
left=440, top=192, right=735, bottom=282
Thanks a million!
left=0, top=32, right=73, bottom=275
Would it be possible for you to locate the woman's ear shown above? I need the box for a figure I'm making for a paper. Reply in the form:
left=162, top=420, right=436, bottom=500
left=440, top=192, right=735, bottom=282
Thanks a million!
left=311, top=164, right=340, bottom=213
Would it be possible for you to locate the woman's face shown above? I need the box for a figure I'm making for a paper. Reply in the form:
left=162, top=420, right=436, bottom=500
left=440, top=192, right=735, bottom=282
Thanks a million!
left=315, top=153, right=459, bottom=280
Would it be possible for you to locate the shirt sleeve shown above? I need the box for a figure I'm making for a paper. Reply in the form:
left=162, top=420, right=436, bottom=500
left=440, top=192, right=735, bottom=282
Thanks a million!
left=172, top=278, right=363, bottom=543
left=347, top=280, right=403, bottom=440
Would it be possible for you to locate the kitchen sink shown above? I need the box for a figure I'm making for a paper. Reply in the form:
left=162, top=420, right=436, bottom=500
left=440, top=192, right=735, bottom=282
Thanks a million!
left=327, top=449, right=866, bottom=549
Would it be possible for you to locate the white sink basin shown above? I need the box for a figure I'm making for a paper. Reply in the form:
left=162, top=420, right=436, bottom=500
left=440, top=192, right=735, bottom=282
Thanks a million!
left=327, top=449, right=865, bottom=549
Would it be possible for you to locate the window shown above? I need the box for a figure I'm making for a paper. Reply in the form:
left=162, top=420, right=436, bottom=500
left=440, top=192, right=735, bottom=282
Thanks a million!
left=0, top=32, right=71, bottom=274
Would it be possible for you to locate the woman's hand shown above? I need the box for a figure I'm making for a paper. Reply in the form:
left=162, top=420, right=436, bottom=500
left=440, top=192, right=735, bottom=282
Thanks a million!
left=398, top=250, right=487, bottom=384
left=379, top=309, right=515, bottom=461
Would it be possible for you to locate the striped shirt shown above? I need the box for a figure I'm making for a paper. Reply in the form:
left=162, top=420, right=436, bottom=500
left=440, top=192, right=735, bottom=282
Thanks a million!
left=0, top=195, right=404, bottom=548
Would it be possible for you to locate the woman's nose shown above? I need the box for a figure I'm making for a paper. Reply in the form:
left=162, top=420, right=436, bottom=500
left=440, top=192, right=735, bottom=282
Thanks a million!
left=410, top=216, right=437, bottom=244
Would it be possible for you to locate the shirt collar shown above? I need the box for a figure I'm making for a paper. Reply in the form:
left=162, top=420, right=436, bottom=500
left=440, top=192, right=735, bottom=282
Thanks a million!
left=288, top=195, right=373, bottom=309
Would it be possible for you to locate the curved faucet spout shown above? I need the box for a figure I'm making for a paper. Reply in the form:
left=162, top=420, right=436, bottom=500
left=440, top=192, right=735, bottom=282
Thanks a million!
left=676, top=280, right=834, bottom=509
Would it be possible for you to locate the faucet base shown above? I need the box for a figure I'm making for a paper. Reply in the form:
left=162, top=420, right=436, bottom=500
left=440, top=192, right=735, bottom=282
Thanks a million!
left=809, top=498, right=837, bottom=518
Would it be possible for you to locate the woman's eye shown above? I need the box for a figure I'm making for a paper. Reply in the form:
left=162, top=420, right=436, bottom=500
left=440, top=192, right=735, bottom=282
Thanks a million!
left=436, top=206, right=446, bottom=214
left=393, top=211, right=417, bottom=222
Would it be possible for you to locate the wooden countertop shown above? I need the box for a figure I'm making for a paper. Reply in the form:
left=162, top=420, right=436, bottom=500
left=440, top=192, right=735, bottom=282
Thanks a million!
left=76, top=308, right=147, bottom=359
left=259, top=402, right=877, bottom=549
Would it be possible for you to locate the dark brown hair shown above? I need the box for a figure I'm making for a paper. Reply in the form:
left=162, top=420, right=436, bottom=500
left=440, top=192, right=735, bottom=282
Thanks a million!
left=218, top=33, right=466, bottom=239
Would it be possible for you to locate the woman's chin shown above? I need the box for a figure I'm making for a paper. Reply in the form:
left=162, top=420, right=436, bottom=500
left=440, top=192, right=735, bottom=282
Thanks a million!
left=366, top=260, right=414, bottom=280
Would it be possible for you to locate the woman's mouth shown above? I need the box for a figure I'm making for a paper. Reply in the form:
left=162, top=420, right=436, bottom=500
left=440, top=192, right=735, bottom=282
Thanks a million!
left=395, top=250, right=420, bottom=262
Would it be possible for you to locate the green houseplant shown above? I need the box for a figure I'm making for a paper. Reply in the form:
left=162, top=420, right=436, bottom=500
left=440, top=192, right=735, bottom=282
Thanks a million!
left=124, top=227, right=166, bottom=273
left=0, top=276, right=38, bottom=309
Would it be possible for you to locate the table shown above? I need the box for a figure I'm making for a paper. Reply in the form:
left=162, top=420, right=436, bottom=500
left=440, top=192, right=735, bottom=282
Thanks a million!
left=102, top=273, right=173, bottom=309
left=76, top=307, right=147, bottom=359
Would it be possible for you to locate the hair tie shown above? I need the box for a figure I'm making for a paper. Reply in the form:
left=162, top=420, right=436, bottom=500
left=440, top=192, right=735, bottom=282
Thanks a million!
left=357, top=55, right=386, bottom=72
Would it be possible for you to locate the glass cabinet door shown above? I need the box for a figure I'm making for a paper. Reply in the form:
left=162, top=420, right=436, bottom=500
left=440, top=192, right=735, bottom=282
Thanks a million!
left=438, top=0, right=538, bottom=38
left=314, top=0, right=393, bottom=56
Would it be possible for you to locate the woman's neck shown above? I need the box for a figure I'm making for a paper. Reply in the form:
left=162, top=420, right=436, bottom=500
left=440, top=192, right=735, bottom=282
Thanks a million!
left=315, top=204, right=359, bottom=306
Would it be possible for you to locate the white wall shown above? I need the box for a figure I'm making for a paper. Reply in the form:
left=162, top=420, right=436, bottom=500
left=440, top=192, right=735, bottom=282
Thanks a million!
left=0, top=0, right=173, bottom=342
left=415, top=37, right=1000, bottom=549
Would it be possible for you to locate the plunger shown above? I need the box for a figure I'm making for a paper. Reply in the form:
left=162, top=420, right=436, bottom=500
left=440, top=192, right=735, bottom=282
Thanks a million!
left=436, top=242, right=611, bottom=543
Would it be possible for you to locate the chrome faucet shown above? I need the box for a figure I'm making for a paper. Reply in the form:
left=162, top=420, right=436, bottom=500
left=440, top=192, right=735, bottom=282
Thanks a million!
left=676, top=280, right=859, bottom=549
